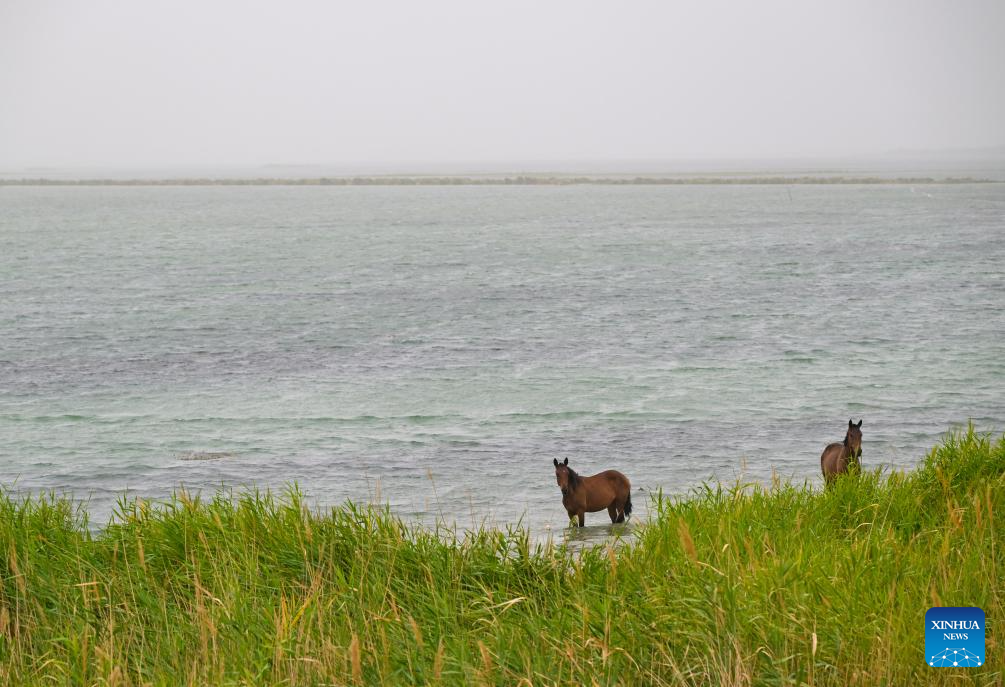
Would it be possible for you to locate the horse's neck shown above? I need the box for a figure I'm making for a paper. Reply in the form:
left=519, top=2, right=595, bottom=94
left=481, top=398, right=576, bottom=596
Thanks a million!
left=841, top=444, right=862, bottom=467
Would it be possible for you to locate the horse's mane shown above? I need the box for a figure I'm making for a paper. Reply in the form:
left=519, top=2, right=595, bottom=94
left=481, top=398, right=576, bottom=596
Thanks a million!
left=566, top=467, right=582, bottom=490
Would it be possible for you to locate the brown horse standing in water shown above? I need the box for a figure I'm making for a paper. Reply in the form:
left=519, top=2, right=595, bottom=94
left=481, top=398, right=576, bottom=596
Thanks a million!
left=553, top=458, right=632, bottom=527
left=821, top=419, right=863, bottom=485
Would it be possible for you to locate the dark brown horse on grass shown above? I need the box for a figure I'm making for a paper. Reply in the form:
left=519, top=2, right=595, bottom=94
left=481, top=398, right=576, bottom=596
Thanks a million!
left=553, top=458, right=632, bottom=527
left=821, top=419, right=863, bottom=485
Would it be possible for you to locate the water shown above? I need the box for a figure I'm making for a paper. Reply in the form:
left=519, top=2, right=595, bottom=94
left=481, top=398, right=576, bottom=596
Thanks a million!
left=1, top=184, right=1003, bottom=543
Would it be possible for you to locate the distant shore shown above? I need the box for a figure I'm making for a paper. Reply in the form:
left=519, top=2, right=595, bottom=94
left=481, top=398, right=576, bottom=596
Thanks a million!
left=1, top=174, right=998, bottom=187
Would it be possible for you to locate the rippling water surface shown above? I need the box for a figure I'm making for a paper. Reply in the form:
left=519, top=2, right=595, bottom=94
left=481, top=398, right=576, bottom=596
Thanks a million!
left=1, top=184, right=1003, bottom=541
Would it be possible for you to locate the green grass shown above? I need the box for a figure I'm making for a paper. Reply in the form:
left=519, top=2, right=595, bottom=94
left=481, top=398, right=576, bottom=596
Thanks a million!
left=2, top=426, right=1003, bottom=685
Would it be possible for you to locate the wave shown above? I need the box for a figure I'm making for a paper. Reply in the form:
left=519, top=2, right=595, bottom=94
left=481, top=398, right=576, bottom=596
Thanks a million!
left=2, top=410, right=689, bottom=428
left=177, top=451, right=238, bottom=461
left=0, top=414, right=149, bottom=424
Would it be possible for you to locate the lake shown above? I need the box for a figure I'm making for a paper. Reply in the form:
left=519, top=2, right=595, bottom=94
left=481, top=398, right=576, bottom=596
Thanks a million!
left=1, top=183, right=1003, bottom=542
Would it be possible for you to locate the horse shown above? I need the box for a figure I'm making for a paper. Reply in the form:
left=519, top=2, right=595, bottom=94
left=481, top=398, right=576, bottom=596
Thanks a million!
left=553, top=457, right=632, bottom=527
left=820, top=419, right=863, bottom=485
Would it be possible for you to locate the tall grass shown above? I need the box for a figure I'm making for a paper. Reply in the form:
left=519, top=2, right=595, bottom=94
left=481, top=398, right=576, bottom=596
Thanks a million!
left=1, top=426, right=1002, bottom=685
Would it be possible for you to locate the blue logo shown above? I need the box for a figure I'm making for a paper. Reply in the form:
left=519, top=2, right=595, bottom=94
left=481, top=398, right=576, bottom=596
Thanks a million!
left=926, top=607, right=984, bottom=667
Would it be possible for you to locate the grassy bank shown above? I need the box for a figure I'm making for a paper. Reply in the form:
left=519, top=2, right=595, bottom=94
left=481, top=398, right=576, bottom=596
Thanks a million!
left=1, top=427, right=1002, bottom=685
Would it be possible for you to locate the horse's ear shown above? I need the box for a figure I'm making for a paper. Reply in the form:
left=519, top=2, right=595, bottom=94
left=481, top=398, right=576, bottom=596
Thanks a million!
left=849, top=419, right=854, bottom=427
left=553, top=458, right=558, bottom=467
left=857, top=419, right=863, bottom=428
left=563, top=457, right=568, bottom=466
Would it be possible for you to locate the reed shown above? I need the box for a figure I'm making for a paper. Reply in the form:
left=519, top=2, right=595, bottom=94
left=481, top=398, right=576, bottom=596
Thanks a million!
left=1, top=425, right=1002, bottom=685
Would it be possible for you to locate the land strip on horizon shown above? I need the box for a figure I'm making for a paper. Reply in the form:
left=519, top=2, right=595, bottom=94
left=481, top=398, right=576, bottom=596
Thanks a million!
left=0, top=174, right=997, bottom=187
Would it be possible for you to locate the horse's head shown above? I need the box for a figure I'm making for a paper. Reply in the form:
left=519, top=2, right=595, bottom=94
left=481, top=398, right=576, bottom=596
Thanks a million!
left=553, top=457, right=571, bottom=490
left=845, top=419, right=863, bottom=459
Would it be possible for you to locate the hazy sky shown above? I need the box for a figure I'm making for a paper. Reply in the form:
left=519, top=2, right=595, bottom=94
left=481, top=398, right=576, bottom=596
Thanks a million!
left=2, top=0, right=1004, bottom=169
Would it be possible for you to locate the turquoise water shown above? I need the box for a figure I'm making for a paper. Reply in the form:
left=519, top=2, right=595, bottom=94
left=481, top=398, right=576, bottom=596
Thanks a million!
left=1, top=184, right=1003, bottom=539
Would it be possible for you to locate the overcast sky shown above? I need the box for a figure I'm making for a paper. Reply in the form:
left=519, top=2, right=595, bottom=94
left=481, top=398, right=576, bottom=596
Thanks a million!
left=1, top=0, right=1004, bottom=170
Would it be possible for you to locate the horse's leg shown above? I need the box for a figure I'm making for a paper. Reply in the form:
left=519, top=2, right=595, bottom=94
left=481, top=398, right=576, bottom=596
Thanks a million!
left=577, top=511, right=585, bottom=527
left=608, top=505, right=619, bottom=523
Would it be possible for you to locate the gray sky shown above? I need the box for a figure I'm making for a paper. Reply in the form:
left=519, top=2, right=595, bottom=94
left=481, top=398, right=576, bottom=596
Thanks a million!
left=2, top=0, right=1004, bottom=170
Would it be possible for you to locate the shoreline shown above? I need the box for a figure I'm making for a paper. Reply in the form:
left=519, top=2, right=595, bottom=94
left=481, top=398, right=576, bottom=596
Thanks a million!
left=2, top=426, right=1002, bottom=684
left=0, top=174, right=999, bottom=187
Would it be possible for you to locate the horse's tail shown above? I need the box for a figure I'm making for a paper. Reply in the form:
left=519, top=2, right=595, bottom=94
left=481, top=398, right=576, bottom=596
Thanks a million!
left=624, top=493, right=633, bottom=519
